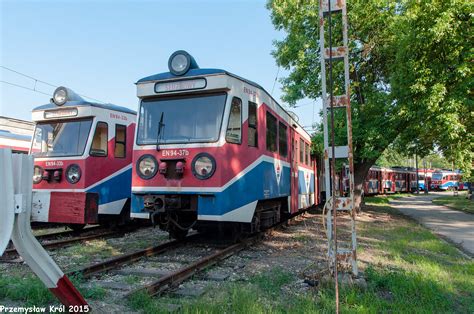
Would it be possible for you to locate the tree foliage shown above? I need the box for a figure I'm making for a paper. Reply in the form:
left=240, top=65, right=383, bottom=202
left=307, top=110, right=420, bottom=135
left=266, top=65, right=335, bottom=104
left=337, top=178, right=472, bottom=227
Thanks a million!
left=268, top=0, right=473, bottom=180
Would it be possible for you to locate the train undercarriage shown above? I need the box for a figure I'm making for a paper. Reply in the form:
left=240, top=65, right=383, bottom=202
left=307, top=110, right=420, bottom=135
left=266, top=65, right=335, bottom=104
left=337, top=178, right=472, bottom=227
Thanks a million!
left=143, top=194, right=289, bottom=240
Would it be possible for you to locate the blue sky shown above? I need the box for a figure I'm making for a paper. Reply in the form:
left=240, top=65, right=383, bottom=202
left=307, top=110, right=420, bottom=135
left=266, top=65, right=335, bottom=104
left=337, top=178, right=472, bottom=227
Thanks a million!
left=1, top=0, right=321, bottom=131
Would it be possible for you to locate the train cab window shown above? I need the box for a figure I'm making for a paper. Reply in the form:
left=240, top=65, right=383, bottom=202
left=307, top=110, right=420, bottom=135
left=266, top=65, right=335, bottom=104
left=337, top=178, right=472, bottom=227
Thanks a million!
left=266, top=112, right=277, bottom=152
left=90, top=122, right=108, bottom=157
left=226, top=97, right=242, bottom=144
left=248, top=101, right=258, bottom=147
left=305, top=143, right=310, bottom=165
left=300, top=140, right=305, bottom=163
left=115, top=124, right=126, bottom=158
left=278, top=122, right=287, bottom=157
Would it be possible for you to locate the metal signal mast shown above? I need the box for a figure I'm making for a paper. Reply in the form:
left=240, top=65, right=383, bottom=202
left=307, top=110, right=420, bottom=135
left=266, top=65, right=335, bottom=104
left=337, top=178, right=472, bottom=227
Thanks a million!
left=319, top=0, right=358, bottom=294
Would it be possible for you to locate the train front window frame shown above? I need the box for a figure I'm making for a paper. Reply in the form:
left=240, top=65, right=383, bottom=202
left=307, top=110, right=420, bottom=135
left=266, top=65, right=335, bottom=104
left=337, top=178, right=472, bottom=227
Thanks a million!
left=225, top=97, right=242, bottom=144
left=30, top=118, right=93, bottom=158
left=137, top=92, right=227, bottom=145
left=90, top=122, right=108, bottom=157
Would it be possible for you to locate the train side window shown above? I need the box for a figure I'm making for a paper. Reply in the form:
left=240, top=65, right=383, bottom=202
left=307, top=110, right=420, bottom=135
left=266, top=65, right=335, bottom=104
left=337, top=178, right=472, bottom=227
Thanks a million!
left=266, top=111, right=277, bottom=152
left=305, top=143, right=311, bottom=166
left=299, top=140, right=304, bottom=163
left=226, top=97, right=242, bottom=144
left=278, top=122, right=287, bottom=157
left=115, top=124, right=126, bottom=158
left=90, top=122, right=108, bottom=157
left=248, top=101, right=258, bottom=147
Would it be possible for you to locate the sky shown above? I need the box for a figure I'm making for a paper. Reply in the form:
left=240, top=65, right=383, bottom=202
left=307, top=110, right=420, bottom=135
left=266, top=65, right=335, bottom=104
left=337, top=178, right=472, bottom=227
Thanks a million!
left=0, top=0, right=321, bottom=132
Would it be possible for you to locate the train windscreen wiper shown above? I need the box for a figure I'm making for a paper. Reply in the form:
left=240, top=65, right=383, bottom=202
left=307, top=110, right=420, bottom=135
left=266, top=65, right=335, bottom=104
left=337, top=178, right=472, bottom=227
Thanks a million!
left=156, top=112, right=165, bottom=151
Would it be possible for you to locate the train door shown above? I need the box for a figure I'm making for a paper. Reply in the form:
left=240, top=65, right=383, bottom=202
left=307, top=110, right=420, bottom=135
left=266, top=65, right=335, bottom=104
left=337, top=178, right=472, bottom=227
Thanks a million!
left=290, top=130, right=299, bottom=213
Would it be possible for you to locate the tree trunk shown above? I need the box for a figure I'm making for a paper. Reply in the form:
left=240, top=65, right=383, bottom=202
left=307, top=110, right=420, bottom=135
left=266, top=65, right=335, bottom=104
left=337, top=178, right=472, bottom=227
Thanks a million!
left=353, top=160, right=375, bottom=212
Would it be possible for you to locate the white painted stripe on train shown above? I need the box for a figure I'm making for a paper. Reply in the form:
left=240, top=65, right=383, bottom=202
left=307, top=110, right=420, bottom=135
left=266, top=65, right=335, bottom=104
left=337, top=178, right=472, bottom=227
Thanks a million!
left=86, top=164, right=132, bottom=190
left=98, top=198, right=127, bottom=215
left=132, top=155, right=291, bottom=193
left=0, top=137, right=30, bottom=148
left=197, top=200, right=258, bottom=223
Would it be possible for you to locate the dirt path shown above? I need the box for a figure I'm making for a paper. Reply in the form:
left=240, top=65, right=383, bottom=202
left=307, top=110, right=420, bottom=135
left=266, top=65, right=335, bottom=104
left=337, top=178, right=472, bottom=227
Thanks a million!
left=389, top=194, right=474, bottom=256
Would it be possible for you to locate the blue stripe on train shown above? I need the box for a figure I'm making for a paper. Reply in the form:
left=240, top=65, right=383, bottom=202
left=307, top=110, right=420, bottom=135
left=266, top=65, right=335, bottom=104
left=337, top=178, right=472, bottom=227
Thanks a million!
left=87, top=168, right=132, bottom=205
left=131, top=161, right=291, bottom=217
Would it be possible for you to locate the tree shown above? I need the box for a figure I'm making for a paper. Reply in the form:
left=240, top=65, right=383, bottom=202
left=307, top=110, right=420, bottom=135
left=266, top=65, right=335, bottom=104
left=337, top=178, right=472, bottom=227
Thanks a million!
left=268, top=0, right=473, bottom=207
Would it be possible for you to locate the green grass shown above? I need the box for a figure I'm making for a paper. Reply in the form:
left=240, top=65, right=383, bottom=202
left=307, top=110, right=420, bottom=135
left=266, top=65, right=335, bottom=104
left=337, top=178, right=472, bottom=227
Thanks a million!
left=63, top=239, right=121, bottom=265
left=249, top=267, right=294, bottom=295
left=127, top=201, right=473, bottom=313
left=432, top=192, right=474, bottom=214
left=364, top=193, right=409, bottom=205
left=0, top=273, right=106, bottom=307
left=293, top=233, right=312, bottom=242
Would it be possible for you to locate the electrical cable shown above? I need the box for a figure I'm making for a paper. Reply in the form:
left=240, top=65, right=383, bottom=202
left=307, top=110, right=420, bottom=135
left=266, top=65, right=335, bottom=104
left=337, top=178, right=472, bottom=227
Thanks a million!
left=0, top=80, right=51, bottom=96
left=1, top=66, right=106, bottom=103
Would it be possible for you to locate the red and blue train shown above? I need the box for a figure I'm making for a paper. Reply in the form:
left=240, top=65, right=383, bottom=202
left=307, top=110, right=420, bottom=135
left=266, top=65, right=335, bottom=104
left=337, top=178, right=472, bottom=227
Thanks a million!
left=130, top=51, right=317, bottom=238
left=431, top=170, right=466, bottom=191
left=30, top=87, right=136, bottom=229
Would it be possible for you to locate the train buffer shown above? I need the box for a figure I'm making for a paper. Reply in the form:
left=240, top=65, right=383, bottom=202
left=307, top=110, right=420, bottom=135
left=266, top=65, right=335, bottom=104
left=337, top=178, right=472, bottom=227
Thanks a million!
left=0, top=148, right=88, bottom=310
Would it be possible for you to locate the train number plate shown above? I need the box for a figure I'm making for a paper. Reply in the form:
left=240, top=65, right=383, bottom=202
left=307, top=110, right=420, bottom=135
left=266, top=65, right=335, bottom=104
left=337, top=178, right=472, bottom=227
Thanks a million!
left=161, top=149, right=190, bottom=157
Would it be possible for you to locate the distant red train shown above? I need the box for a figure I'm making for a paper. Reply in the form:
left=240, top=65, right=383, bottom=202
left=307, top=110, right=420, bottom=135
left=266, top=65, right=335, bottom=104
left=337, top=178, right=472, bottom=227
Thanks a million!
left=361, top=166, right=466, bottom=195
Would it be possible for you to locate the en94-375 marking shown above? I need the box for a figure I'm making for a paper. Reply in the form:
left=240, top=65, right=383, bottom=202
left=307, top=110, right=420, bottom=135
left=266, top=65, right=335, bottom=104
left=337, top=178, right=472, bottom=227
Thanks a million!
left=161, top=150, right=190, bottom=157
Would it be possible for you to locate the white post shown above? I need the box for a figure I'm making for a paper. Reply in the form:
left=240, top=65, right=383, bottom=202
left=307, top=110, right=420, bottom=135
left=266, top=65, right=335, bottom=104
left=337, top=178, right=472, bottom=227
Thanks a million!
left=0, top=148, right=88, bottom=308
left=0, top=149, right=15, bottom=255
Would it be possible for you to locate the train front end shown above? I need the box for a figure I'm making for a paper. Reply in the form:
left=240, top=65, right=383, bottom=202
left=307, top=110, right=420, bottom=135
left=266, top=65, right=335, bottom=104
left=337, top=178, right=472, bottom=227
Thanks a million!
left=131, top=51, right=303, bottom=239
left=31, top=87, right=136, bottom=228
left=131, top=52, right=236, bottom=238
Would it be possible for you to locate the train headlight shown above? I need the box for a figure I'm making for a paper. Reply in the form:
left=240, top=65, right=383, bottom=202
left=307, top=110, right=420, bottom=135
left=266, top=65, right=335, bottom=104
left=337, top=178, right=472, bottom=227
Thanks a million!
left=192, top=153, right=216, bottom=180
left=137, top=154, right=158, bottom=179
left=66, top=164, right=81, bottom=184
left=52, top=87, right=68, bottom=106
left=168, top=50, right=198, bottom=76
left=33, top=166, right=43, bottom=184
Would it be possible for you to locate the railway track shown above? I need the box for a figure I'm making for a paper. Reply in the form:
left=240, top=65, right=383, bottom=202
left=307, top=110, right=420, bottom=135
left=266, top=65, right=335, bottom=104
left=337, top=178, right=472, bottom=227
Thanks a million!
left=124, top=209, right=309, bottom=298
left=67, top=233, right=201, bottom=279
left=66, top=209, right=312, bottom=304
left=34, top=226, right=103, bottom=241
left=125, top=238, right=254, bottom=297
left=1, top=226, right=140, bottom=261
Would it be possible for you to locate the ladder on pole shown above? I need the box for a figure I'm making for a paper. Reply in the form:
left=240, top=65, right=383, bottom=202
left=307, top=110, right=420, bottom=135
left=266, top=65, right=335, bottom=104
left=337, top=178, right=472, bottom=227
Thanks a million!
left=319, top=0, right=358, bottom=276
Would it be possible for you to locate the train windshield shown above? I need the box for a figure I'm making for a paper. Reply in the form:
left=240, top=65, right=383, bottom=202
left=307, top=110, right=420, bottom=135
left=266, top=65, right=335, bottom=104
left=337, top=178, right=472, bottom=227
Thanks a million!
left=432, top=173, right=443, bottom=180
left=31, top=119, right=93, bottom=157
left=137, top=93, right=227, bottom=145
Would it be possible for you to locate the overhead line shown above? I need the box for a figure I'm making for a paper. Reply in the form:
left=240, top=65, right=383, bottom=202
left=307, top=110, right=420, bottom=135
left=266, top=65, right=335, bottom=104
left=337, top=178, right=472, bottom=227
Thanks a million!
left=0, top=80, right=51, bottom=96
left=1, top=65, right=57, bottom=88
left=1, top=65, right=107, bottom=104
